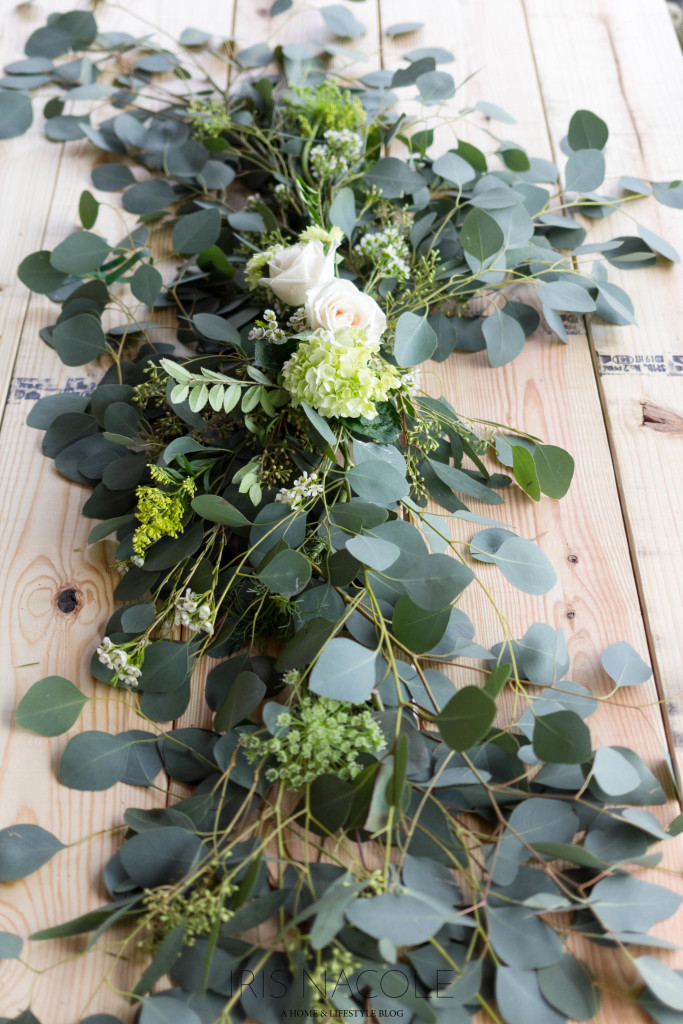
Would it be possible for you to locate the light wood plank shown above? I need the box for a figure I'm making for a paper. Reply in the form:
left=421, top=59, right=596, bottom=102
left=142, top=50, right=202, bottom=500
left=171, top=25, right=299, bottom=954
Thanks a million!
left=0, top=3, right=233, bottom=1020
left=378, top=2, right=683, bottom=1020
left=523, top=0, right=683, bottom=781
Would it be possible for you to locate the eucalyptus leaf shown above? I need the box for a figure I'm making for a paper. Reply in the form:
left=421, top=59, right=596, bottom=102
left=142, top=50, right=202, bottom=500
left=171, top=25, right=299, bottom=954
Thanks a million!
left=478, top=535, right=557, bottom=594
left=59, top=731, right=130, bottom=790
left=601, top=641, right=651, bottom=688
left=394, top=312, right=437, bottom=366
left=321, top=5, right=365, bottom=39
left=636, top=957, right=683, bottom=1011
left=532, top=710, right=591, bottom=764
left=0, top=932, right=23, bottom=959
left=309, top=638, right=377, bottom=703
left=51, top=231, right=112, bottom=274
left=172, top=207, right=221, bottom=254
left=437, top=686, right=496, bottom=750
left=0, top=824, right=65, bottom=881
left=0, top=90, right=33, bottom=139
left=15, top=676, right=89, bottom=736
left=568, top=109, right=608, bottom=151
left=256, top=548, right=311, bottom=597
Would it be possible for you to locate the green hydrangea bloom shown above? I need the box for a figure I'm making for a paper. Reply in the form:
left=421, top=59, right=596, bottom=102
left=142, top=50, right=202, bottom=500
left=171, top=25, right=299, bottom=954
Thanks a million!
left=280, top=328, right=401, bottom=421
left=243, top=695, right=386, bottom=788
left=285, top=81, right=366, bottom=138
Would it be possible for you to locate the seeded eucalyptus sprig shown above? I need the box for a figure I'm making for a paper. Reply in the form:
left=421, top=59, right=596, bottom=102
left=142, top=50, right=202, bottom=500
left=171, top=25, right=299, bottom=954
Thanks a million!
left=3, top=6, right=683, bottom=1024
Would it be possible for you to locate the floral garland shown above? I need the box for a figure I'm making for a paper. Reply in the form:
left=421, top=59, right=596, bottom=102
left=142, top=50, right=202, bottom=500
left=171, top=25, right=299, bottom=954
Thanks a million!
left=2, top=6, right=683, bottom=1024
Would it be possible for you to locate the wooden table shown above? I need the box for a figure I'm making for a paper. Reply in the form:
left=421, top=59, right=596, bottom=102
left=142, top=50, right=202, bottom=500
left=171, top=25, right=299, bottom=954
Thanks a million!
left=0, top=1, right=681, bottom=1020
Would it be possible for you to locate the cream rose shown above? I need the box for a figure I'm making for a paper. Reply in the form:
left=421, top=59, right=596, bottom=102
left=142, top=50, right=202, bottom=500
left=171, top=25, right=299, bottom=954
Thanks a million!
left=260, top=240, right=335, bottom=307
left=304, top=278, right=387, bottom=346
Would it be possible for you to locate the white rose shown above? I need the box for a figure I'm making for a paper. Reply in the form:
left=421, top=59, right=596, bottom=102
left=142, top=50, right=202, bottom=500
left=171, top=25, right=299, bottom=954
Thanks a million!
left=260, top=240, right=335, bottom=307
left=305, top=278, right=387, bottom=346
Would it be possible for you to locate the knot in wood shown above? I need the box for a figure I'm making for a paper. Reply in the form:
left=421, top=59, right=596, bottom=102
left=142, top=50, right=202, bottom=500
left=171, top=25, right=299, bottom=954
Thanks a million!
left=55, top=587, right=83, bottom=614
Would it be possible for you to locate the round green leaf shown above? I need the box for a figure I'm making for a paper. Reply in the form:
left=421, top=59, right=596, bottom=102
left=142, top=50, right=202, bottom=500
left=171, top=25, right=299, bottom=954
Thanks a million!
left=386, top=21, right=424, bottom=36
left=394, top=312, right=437, bottom=367
left=532, top=710, right=591, bottom=764
left=482, top=309, right=525, bottom=367
left=214, top=671, right=266, bottom=733
left=592, top=745, right=642, bottom=796
left=537, top=955, right=599, bottom=1021
left=0, top=932, right=23, bottom=959
left=59, top=731, right=130, bottom=790
left=0, top=90, right=33, bottom=139
left=533, top=444, right=575, bottom=499
left=565, top=149, right=606, bottom=193
left=18, top=250, right=68, bottom=294
left=537, top=280, right=596, bottom=313
left=363, top=157, right=427, bottom=199
left=499, top=146, right=530, bottom=172
left=392, top=596, right=451, bottom=653
left=401, top=552, right=474, bottom=609
left=345, top=892, right=448, bottom=944
left=120, top=602, right=156, bottom=634
left=309, top=638, right=378, bottom=703
left=484, top=536, right=557, bottom=594
left=257, top=548, right=312, bottom=596
left=437, top=685, right=496, bottom=751
left=345, top=534, right=399, bottom=571
left=138, top=641, right=189, bottom=693
left=489, top=905, right=563, bottom=968
left=568, top=109, right=608, bottom=151
left=131, top=263, right=163, bottom=307
left=432, top=151, right=476, bottom=186
left=172, top=207, right=221, bottom=254
left=123, top=180, right=176, bottom=215
left=91, top=164, right=136, bottom=192
left=416, top=70, right=455, bottom=105
left=51, top=231, right=112, bottom=274
left=591, top=876, right=681, bottom=934
left=0, top=824, right=65, bottom=881
left=601, top=641, right=652, bottom=688
left=119, top=828, right=204, bottom=889
left=15, top=676, right=89, bottom=737
left=347, top=460, right=409, bottom=506
left=321, top=4, right=365, bottom=39
left=460, top=207, right=504, bottom=266
left=192, top=313, right=240, bottom=344
left=636, top=957, right=683, bottom=1011
left=496, top=967, right=566, bottom=1024
left=52, top=313, right=107, bottom=366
